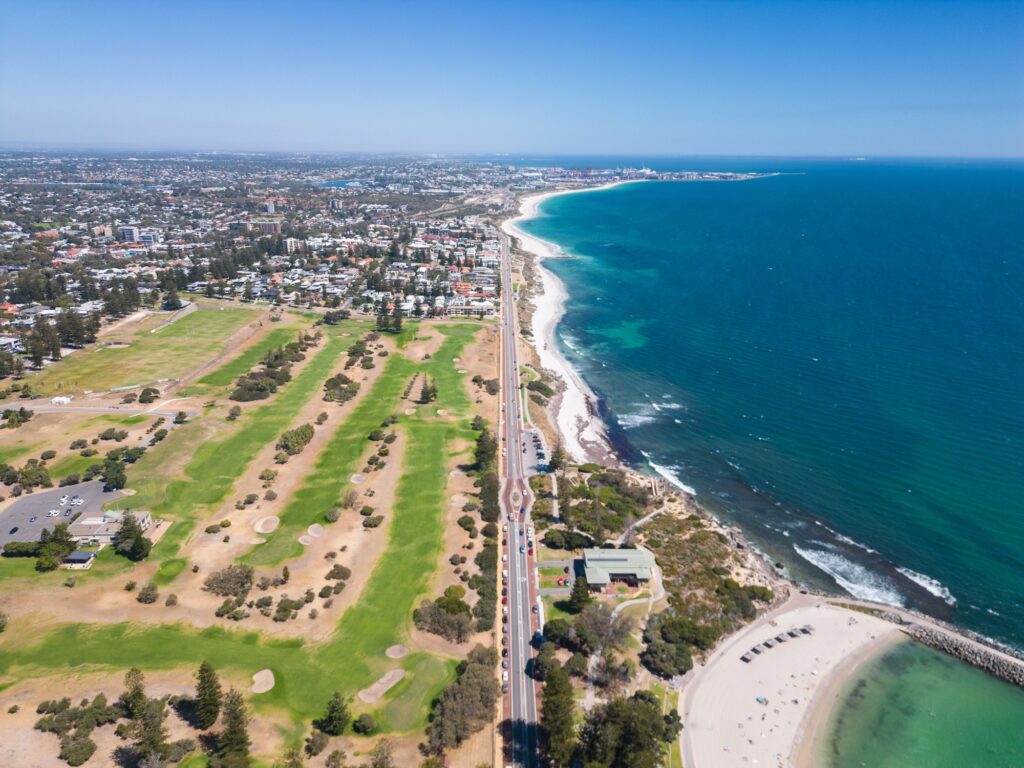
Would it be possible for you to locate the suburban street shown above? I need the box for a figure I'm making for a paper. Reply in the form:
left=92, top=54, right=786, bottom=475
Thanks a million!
left=499, top=232, right=542, bottom=768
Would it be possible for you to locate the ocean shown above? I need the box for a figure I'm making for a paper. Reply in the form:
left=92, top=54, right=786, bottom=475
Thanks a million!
left=820, top=639, right=1024, bottom=767
left=518, top=159, right=1024, bottom=650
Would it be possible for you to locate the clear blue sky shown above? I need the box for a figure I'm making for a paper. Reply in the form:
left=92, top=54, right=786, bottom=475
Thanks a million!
left=1, top=0, right=1022, bottom=156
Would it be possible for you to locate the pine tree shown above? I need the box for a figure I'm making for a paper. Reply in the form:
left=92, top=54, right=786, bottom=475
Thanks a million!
left=121, top=667, right=147, bottom=720
left=131, top=698, right=169, bottom=760
left=541, top=668, right=576, bottom=768
left=316, top=692, right=350, bottom=736
left=569, top=574, right=592, bottom=614
left=217, top=689, right=251, bottom=761
left=195, top=661, right=223, bottom=729
left=419, top=376, right=433, bottom=404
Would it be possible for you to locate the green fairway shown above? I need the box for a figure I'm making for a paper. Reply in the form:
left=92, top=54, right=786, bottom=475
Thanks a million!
left=0, top=322, right=485, bottom=736
left=240, top=353, right=414, bottom=566
left=129, top=325, right=369, bottom=573
left=177, top=316, right=324, bottom=396
left=28, top=306, right=262, bottom=394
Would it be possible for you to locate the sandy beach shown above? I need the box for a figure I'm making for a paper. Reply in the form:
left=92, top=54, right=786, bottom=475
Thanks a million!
left=680, top=595, right=902, bottom=768
left=501, top=181, right=640, bottom=464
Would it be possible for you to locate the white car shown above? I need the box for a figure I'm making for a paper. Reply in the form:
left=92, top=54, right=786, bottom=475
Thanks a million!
left=59, top=495, right=69, bottom=505
left=502, top=671, right=509, bottom=682
left=47, top=509, right=59, bottom=517
left=502, top=554, right=508, bottom=562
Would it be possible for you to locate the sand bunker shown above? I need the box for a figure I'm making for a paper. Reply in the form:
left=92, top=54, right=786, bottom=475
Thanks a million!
left=357, top=669, right=406, bottom=704
left=350, top=473, right=365, bottom=484
left=308, top=523, right=324, bottom=538
left=436, top=409, right=448, bottom=416
left=251, top=669, right=275, bottom=693
left=298, top=534, right=313, bottom=546
left=385, top=644, right=409, bottom=659
left=457, top=368, right=467, bottom=374
left=254, top=516, right=280, bottom=534
left=404, top=408, right=416, bottom=415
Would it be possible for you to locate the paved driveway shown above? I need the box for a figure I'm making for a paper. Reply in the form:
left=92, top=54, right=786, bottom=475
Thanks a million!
left=0, top=480, right=125, bottom=546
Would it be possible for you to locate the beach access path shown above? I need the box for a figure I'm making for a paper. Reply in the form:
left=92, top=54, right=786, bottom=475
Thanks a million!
left=679, top=593, right=901, bottom=768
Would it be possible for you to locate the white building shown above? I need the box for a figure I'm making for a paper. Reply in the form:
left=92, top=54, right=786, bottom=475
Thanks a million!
left=68, top=510, right=151, bottom=545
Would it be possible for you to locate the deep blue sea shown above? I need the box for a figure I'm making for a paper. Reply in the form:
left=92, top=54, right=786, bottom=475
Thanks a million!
left=519, top=160, right=1024, bottom=649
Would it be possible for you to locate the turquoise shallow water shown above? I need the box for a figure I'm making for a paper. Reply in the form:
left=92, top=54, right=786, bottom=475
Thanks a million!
left=820, top=640, right=1024, bottom=767
left=520, top=160, right=1024, bottom=649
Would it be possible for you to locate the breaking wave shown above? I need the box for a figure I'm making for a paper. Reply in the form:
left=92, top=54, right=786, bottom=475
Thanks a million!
left=794, top=545, right=905, bottom=606
left=641, top=452, right=697, bottom=495
left=897, top=567, right=957, bottom=606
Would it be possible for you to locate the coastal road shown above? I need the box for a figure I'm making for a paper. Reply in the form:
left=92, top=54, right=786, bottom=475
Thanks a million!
left=499, top=232, right=542, bottom=768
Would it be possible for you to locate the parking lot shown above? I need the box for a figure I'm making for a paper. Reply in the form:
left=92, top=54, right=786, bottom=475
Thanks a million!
left=0, top=480, right=125, bottom=547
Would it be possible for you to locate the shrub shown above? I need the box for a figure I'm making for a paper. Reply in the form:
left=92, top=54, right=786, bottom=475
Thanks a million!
left=277, top=424, right=314, bottom=455
left=124, top=581, right=136, bottom=592
left=136, top=583, right=159, bottom=604
left=227, top=405, right=242, bottom=421
left=362, top=515, right=384, bottom=529
left=265, top=490, right=278, bottom=501
left=58, top=735, right=97, bottom=766
left=319, top=585, right=333, bottom=599
left=40, top=450, right=56, bottom=461
left=165, top=593, right=178, bottom=606
left=305, top=728, right=329, bottom=756
left=353, top=713, right=376, bottom=734
left=359, top=505, right=374, bottom=517
left=203, top=565, right=254, bottom=599
left=326, top=564, right=351, bottom=581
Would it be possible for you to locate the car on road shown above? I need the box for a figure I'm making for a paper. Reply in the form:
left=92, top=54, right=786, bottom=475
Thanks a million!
left=8, top=526, right=17, bottom=535
left=519, top=545, right=525, bottom=553
left=29, top=516, right=37, bottom=523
